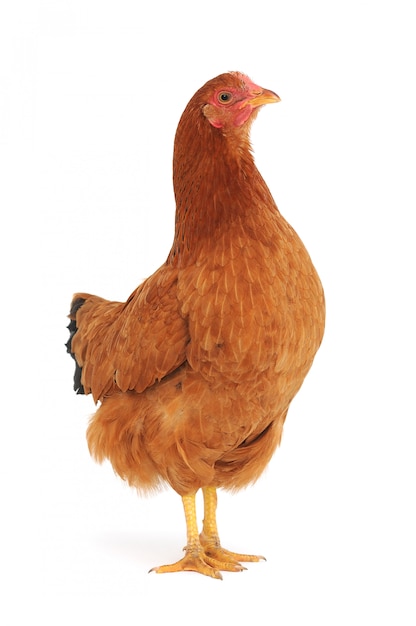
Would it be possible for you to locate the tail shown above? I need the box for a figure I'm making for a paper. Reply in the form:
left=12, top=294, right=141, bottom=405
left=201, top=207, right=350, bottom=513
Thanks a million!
left=66, top=297, right=86, bottom=394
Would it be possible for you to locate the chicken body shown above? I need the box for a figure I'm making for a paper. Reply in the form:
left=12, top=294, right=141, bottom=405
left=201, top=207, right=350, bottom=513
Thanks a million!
left=67, top=72, right=325, bottom=577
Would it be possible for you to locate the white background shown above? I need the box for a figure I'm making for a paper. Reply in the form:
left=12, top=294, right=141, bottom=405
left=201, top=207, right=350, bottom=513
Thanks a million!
left=1, top=1, right=415, bottom=624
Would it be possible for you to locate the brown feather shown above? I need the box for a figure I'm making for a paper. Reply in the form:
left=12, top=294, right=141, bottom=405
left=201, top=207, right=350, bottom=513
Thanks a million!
left=68, top=71, right=325, bottom=499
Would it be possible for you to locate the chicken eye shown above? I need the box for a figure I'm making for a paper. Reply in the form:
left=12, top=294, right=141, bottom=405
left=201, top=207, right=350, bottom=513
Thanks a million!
left=218, top=91, right=233, bottom=104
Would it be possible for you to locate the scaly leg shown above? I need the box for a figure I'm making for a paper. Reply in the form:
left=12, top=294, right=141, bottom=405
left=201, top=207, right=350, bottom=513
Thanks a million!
left=150, top=492, right=231, bottom=579
left=200, top=486, right=266, bottom=566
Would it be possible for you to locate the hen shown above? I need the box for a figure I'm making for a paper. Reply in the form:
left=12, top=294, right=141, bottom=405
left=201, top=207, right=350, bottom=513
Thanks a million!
left=66, top=71, right=325, bottom=579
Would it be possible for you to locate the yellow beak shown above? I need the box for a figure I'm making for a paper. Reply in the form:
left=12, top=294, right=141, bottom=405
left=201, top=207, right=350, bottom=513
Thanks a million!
left=241, top=88, right=281, bottom=108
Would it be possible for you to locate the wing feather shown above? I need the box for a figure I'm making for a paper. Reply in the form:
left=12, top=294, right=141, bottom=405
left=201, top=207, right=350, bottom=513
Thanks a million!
left=70, top=265, right=188, bottom=402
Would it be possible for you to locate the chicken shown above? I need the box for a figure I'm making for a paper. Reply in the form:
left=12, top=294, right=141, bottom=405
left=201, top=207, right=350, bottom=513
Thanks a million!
left=66, top=71, right=325, bottom=579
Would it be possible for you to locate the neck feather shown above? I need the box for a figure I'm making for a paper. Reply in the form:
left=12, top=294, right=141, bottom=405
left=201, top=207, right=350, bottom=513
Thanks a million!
left=167, top=106, right=274, bottom=266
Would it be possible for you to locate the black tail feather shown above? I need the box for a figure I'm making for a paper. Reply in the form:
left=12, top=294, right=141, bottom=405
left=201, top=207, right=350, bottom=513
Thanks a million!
left=66, top=297, right=86, bottom=395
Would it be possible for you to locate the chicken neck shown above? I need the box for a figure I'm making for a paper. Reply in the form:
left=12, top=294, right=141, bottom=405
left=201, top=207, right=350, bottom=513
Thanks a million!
left=168, top=106, right=274, bottom=266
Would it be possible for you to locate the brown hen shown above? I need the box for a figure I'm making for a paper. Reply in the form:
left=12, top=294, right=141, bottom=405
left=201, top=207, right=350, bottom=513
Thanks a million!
left=66, top=72, right=325, bottom=578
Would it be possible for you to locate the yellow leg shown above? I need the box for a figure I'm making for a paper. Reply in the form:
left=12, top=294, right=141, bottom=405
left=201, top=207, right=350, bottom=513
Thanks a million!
left=200, top=486, right=266, bottom=565
left=150, top=493, right=224, bottom=579
left=150, top=487, right=264, bottom=578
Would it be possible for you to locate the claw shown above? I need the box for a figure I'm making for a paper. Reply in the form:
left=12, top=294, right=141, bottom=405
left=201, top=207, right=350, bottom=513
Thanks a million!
left=151, top=490, right=265, bottom=578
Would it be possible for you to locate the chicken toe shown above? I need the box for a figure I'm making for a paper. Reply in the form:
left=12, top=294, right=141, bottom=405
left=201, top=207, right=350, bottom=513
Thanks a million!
left=200, top=486, right=266, bottom=566
left=150, top=548, right=223, bottom=579
left=201, top=537, right=265, bottom=565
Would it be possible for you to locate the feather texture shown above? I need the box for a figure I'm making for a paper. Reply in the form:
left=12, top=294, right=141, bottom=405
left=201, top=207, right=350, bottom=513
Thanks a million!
left=67, top=71, right=325, bottom=498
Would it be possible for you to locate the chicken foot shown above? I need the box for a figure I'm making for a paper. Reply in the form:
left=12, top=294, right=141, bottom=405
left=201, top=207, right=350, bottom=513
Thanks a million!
left=150, top=487, right=264, bottom=579
left=200, top=486, right=266, bottom=567
left=149, top=492, right=228, bottom=579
